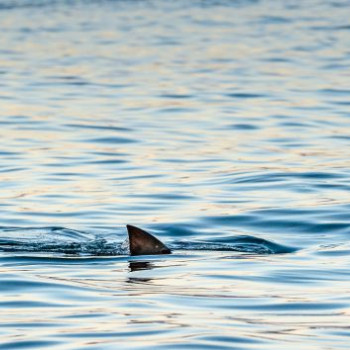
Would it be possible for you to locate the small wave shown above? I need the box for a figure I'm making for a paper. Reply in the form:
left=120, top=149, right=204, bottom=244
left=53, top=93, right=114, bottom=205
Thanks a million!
left=0, top=226, right=296, bottom=256
left=0, top=226, right=125, bottom=256
left=173, top=235, right=296, bottom=255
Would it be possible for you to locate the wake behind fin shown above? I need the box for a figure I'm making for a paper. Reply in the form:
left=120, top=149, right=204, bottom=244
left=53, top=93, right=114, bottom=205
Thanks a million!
left=126, top=225, right=171, bottom=256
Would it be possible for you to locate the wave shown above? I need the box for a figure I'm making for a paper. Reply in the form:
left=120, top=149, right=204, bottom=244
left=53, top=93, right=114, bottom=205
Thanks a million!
left=0, top=226, right=296, bottom=256
left=0, top=226, right=125, bottom=255
left=173, top=235, right=296, bottom=254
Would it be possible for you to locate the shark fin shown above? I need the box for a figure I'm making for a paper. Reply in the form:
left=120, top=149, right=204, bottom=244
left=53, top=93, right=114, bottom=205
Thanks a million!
left=126, top=225, right=171, bottom=256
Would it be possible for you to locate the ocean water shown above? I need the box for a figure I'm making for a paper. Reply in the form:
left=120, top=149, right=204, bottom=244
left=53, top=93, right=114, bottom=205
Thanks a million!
left=1, top=0, right=350, bottom=348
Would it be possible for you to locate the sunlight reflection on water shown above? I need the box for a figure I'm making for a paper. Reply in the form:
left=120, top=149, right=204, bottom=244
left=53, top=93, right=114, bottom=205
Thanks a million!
left=1, top=0, right=350, bottom=349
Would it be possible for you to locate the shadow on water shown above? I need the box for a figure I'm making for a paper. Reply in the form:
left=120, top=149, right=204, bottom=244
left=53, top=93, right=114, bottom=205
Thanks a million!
left=128, top=261, right=154, bottom=272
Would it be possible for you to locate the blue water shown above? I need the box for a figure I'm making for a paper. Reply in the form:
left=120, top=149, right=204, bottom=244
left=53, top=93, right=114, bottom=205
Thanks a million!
left=1, top=0, right=350, bottom=348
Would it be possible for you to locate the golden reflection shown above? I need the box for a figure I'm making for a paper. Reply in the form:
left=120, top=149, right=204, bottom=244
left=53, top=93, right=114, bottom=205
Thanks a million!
left=0, top=0, right=350, bottom=349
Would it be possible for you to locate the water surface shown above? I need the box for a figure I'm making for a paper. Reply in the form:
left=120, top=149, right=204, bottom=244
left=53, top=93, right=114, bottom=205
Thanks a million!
left=1, top=0, right=350, bottom=349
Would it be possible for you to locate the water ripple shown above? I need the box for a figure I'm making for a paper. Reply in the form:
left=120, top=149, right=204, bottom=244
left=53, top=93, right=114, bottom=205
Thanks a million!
left=1, top=0, right=350, bottom=349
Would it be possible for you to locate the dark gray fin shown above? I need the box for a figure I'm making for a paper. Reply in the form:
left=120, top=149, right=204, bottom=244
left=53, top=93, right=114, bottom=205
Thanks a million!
left=126, top=225, right=171, bottom=256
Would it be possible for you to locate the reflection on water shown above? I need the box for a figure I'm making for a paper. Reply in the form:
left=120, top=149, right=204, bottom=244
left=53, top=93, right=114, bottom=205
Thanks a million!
left=128, top=261, right=154, bottom=272
left=1, top=0, right=350, bottom=349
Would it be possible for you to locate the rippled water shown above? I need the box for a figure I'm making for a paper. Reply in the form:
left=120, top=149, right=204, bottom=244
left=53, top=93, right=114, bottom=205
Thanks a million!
left=1, top=0, right=350, bottom=348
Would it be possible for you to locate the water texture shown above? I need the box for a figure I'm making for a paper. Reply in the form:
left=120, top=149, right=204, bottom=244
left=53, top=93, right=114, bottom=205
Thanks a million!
left=1, top=0, right=350, bottom=349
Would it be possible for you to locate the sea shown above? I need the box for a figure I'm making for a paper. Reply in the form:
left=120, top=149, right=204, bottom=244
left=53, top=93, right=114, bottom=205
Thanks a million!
left=1, top=0, right=350, bottom=349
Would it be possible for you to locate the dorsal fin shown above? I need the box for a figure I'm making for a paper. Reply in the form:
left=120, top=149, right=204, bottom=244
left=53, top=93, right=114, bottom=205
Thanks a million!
left=126, top=225, right=171, bottom=256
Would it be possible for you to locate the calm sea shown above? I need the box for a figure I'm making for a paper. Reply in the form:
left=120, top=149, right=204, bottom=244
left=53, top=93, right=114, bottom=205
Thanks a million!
left=1, top=0, right=350, bottom=349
